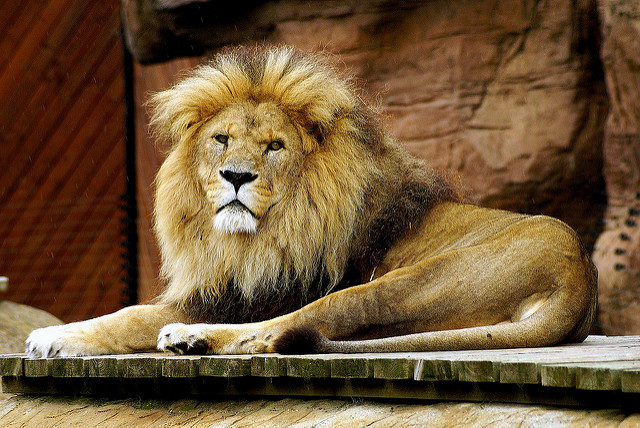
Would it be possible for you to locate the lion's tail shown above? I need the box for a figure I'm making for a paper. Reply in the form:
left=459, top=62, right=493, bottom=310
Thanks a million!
left=273, top=289, right=596, bottom=354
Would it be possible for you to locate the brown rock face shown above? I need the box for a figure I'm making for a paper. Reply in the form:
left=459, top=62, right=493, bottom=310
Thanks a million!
left=592, top=0, right=640, bottom=334
left=0, top=301, right=63, bottom=354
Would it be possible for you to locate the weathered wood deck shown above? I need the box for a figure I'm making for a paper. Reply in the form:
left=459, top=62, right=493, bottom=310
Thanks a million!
left=2, top=335, right=640, bottom=409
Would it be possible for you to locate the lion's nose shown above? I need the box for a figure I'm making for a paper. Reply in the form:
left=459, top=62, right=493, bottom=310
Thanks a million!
left=220, top=169, right=258, bottom=192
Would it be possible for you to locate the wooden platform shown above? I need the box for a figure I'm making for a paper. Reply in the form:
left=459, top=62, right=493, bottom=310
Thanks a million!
left=2, top=335, right=640, bottom=409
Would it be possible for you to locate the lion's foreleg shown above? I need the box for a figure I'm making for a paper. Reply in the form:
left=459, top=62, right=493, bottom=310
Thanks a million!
left=157, top=268, right=437, bottom=355
left=26, top=304, right=187, bottom=358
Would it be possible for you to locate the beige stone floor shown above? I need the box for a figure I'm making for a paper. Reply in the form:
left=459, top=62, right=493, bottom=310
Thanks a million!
left=0, top=391, right=637, bottom=427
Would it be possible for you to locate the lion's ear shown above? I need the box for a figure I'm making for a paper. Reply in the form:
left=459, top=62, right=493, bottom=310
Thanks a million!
left=294, top=105, right=343, bottom=147
left=294, top=121, right=327, bottom=153
left=148, top=88, right=202, bottom=147
left=299, top=111, right=343, bottom=151
left=309, top=124, right=325, bottom=145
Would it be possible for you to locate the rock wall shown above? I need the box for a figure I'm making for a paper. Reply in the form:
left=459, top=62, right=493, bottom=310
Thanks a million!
left=0, top=301, right=62, bottom=354
left=592, top=0, right=640, bottom=334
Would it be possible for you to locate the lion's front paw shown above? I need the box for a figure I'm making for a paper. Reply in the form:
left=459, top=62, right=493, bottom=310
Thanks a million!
left=26, top=324, right=108, bottom=358
left=157, top=323, right=272, bottom=354
left=157, top=323, right=212, bottom=355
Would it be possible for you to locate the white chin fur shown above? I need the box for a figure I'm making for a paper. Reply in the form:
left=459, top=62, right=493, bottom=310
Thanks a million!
left=214, top=206, right=257, bottom=234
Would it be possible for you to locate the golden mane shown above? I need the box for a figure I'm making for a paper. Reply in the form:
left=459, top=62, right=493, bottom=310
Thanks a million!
left=149, top=46, right=456, bottom=315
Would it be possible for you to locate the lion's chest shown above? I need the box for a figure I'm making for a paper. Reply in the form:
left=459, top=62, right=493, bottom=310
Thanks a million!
left=183, top=264, right=362, bottom=323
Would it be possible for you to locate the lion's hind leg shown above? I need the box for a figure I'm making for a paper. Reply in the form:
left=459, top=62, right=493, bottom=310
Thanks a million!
left=274, top=285, right=595, bottom=354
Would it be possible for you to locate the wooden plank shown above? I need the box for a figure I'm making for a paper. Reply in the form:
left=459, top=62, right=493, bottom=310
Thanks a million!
left=53, top=171, right=126, bottom=320
left=0, top=0, right=95, bottom=125
left=0, top=0, right=126, bottom=323
left=48, top=357, right=84, bottom=377
left=452, top=359, right=499, bottom=383
left=200, top=355, right=252, bottom=377
left=3, top=50, right=123, bottom=232
left=499, top=361, right=540, bottom=384
left=83, top=355, right=119, bottom=377
left=0, top=0, right=100, bottom=177
left=0, top=354, right=24, bottom=376
left=500, top=345, right=640, bottom=384
left=285, top=356, right=332, bottom=378
left=23, top=358, right=49, bottom=377
left=541, top=360, right=640, bottom=390
left=621, top=368, right=640, bottom=393
left=162, top=355, right=201, bottom=377
left=415, top=342, right=640, bottom=384
left=578, top=335, right=640, bottom=345
left=414, top=359, right=455, bottom=381
left=1, top=12, right=120, bottom=171
left=372, top=358, right=417, bottom=380
left=1, top=338, right=640, bottom=409
left=3, top=373, right=638, bottom=409
left=69, top=214, right=126, bottom=321
left=251, top=354, right=287, bottom=377
left=576, top=361, right=640, bottom=391
left=0, top=0, right=73, bottom=98
left=10, top=74, right=125, bottom=303
left=22, top=145, right=125, bottom=317
left=117, top=354, right=162, bottom=378
left=0, top=1, right=43, bottom=73
left=2, top=336, right=640, bottom=392
left=330, top=357, right=372, bottom=378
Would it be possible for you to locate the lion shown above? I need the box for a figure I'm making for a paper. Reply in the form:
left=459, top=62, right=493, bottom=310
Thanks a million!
left=26, top=46, right=597, bottom=358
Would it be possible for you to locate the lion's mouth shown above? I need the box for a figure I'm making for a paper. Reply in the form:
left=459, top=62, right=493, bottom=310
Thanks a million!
left=217, top=200, right=257, bottom=218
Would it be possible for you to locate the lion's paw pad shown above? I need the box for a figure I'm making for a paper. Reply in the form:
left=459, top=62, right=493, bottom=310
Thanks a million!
left=157, top=323, right=211, bottom=355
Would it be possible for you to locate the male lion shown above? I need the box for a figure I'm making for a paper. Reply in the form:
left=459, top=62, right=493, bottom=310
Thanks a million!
left=26, top=46, right=596, bottom=357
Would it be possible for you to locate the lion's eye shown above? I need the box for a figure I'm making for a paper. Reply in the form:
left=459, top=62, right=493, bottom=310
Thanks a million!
left=214, top=134, right=228, bottom=145
left=266, top=140, right=284, bottom=152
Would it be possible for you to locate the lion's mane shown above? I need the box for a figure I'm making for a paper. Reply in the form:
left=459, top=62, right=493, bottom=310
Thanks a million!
left=150, top=46, right=457, bottom=322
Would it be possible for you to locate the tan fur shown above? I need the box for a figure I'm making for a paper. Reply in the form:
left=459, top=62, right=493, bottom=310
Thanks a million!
left=26, top=46, right=597, bottom=358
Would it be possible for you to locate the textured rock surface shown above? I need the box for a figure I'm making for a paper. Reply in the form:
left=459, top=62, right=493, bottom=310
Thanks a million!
left=0, top=301, right=63, bottom=354
left=592, top=0, right=640, bottom=335
left=0, top=396, right=633, bottom=426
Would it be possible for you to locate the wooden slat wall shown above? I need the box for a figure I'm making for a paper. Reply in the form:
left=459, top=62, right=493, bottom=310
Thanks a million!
left=0, top=0, right=127, bottom=322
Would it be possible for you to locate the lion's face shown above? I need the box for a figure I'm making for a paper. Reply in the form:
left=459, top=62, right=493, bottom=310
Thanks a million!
left=192, top=101, right=305, bottom=234
left=151, top=47, right=396, bottom=303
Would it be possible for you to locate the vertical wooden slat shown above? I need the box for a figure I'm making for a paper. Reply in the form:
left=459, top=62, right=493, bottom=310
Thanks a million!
left=0, top=0, right=127, bottom=322
left=21, top=77, right=125, bottom=304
